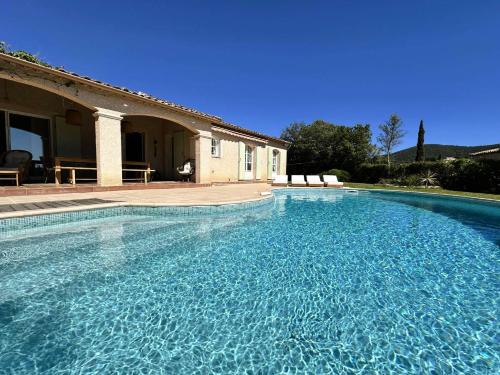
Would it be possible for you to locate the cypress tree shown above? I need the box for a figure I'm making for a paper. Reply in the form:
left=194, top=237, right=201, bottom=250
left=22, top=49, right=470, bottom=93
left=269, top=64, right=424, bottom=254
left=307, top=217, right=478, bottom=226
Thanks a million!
left=415, top=120, right=425, bottom=162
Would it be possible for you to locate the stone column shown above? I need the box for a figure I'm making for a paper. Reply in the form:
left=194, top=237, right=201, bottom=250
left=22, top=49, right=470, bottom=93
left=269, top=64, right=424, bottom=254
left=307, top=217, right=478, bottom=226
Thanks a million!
left=93, top=108, right=123, bottom=186
left=193, top=132, right=212, bottom=184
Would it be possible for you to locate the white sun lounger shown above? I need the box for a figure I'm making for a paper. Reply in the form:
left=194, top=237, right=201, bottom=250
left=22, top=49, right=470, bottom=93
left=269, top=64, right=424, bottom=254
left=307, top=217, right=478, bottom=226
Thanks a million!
left=272, top=175, right=288, bottom=186
left=306, top=175, right=324, bottom=187
left=291, top=175, right=307, bottom=187
left=323, top=175, right=344, bottom=188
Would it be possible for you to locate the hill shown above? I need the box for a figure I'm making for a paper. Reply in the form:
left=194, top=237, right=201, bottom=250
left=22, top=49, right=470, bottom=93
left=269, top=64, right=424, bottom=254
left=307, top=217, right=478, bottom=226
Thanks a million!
left=391, top=143, right=500, bottom=162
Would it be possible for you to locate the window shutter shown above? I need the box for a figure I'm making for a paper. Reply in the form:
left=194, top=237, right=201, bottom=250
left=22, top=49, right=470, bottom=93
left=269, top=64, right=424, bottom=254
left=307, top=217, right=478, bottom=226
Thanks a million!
left=279, top=150, right=286, bottom=175
left=238, top=141, right=245, bottom=180
left=267, top=147, right=273, bottom=179
left=255, top=146, right=261, bottom=180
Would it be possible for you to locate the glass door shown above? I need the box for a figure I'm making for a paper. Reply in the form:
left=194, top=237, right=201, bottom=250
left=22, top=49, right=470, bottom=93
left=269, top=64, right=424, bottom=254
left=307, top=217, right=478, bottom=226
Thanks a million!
left=272, top=150, right=279, bottom=179
left=244, top=145, right=253, bottom=179
left=0, top=111, right=6, bottom=155
left=8, top=112, right=51, bottom=181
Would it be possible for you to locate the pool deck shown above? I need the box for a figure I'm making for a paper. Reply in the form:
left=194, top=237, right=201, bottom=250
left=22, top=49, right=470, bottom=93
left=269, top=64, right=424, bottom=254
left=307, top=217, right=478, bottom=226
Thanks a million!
left=0, top=183, right=274, bottom=219
left=1, top=184, right=496, bottom=220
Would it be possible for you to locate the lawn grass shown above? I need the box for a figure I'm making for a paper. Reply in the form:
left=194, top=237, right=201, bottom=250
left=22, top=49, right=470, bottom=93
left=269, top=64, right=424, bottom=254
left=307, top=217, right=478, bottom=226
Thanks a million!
left=344, top=182, right=500, bottom=201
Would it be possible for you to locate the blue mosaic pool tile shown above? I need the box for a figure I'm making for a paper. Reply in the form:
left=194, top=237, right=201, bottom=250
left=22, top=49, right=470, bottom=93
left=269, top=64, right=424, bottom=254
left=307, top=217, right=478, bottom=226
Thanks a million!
left=0, top=196, right=275, bottom=232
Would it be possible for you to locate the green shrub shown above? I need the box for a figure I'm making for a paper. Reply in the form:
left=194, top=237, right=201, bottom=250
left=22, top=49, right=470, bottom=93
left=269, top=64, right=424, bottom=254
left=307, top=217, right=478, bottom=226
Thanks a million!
left=420, top=170, right=438, bottom=188
left=354, top=159, right=499, bottom=193
left=378, top=178, right=396, bottom=185
left=0, top=42, right=51, bottom=67
left=353, top=163, right=389, bottom=183
left=320, top=168, right=351, bottom=182
left=439, top=159, right=500, bottom=193
left=400, top=174, right=421, bottom=187
left=393, top=161, right=445, bottom=177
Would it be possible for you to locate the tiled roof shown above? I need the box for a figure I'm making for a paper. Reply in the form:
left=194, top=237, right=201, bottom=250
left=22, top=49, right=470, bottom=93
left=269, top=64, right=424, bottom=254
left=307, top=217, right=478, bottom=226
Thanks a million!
left=0, top=52, right=288, bottom=145
left=470, top=148, right=500, bottom=156
left=213, top=121, right=288, bottom=145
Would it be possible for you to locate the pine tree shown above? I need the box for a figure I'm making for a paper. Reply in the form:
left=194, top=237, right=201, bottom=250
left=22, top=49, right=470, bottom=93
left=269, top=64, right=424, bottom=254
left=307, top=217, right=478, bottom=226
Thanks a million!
left=415, top=120, right=425, bottom=162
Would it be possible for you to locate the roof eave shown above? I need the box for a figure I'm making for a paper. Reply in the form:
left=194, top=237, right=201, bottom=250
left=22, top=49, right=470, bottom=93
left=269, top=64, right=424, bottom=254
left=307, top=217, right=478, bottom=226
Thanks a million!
left=0, top=52, right=221, bottom=122
left=0, top=52, right=290, bottom=146
left=211, top=122, right=289, bottom=146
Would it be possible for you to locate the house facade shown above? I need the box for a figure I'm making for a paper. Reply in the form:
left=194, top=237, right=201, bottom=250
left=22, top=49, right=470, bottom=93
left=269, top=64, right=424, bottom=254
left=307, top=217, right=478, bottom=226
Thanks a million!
left=0, top=53, right=288, bottom=186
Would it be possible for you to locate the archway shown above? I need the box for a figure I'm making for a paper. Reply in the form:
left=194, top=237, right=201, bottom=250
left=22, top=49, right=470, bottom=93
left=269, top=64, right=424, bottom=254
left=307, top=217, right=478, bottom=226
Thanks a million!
left=0, top=78, right=97, bottom=183
left=120, top=115, right=198, bottom=181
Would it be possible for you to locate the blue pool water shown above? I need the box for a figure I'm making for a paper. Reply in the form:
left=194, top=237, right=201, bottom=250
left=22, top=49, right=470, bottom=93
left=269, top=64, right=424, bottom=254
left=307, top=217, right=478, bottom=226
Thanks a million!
left=0, top=190, right=499, bottom=374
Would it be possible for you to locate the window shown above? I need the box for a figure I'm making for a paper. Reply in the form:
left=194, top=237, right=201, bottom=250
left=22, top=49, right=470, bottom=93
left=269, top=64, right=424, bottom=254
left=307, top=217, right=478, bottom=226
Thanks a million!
left=211, top=137, right=220, bottom=157
left=245, top=145, right=253, bottom=172
left=272, top=150, right=279, bottom=173
left=9, top=113, right=51, bottom=162
left=0, top=111, right=6, bottom=155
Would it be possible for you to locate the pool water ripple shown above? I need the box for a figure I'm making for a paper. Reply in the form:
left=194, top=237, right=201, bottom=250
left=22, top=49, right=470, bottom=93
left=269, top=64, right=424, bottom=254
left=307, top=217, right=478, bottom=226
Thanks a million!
left=0, top=190, right=498, bottom=374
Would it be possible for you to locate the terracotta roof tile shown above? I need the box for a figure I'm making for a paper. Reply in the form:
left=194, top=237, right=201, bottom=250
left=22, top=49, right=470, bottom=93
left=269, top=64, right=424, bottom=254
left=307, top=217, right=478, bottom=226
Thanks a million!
left=213, top=121, right=288, bottom=145
left=470, top=148, right=500, bottom=156
left=1, top=52, right=288, bottom=145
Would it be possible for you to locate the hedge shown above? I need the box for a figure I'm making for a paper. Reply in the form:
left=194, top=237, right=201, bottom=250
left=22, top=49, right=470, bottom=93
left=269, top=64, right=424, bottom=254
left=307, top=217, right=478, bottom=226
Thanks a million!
left=319, top=169, right=351, bottom=182
left=353, top=164, right=389, bottom=183
left=353, top=159, right=500, bottom=193
left=439, top=159, right=500, bottom=193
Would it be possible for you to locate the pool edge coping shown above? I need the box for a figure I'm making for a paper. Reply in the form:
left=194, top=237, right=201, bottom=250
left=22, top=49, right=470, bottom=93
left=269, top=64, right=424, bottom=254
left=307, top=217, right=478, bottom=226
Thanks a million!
left=1, top=187, right=498, bottom=221
left=272, top=186, right=500, bottom=202
left=0, top=195, right=274, bottom=220
left=342, top=186, right=500, bottom=203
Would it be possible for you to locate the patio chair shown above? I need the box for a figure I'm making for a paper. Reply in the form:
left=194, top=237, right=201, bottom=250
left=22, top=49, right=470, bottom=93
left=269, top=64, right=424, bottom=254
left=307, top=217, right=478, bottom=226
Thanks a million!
left=176, top=159, right=195, bottom=181
left=306, top=175, right=324, bottom=187
left=323, top=175, right=344, bottom=188
left=40, top=156, right=55, bottom=183
left=0, top=150, right=32, bottom=186
left=272, top=175, right=288, bottom=186
left=291, top=175, right=307, bottom=187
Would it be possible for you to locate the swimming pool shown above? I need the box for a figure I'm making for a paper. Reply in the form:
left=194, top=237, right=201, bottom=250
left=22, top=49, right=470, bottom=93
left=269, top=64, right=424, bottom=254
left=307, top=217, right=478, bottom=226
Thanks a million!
left=0, top=190, right=498, bottom=374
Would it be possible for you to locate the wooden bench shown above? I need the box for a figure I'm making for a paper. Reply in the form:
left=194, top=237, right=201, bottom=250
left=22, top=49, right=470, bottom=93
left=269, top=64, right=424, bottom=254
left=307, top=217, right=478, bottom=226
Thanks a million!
left=122, top=161, right=155, bottom=184
left=54, top=157, right=96, bottom=186
left=54, top=157, right=155, bottom=185
left=0, top=169, right=20, bottom=186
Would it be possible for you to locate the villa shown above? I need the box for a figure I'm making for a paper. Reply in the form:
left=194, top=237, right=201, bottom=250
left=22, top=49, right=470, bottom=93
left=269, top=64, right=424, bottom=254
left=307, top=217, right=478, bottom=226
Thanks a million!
left=2, top=2, right=500, bottom=372
left=0, top=53, right=288, bottom=188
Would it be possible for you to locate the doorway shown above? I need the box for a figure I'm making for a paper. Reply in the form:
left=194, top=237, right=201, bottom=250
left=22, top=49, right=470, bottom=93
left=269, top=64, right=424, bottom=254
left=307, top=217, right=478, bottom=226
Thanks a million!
left=172, top=131, right=185, bottom=172
left=244, top=145, right=253, bottom=180
left=272, top=149, right=280, bottom=179
left=1, top=110, right=52, bottom=181
left=124, top=132, right=145, bottom=162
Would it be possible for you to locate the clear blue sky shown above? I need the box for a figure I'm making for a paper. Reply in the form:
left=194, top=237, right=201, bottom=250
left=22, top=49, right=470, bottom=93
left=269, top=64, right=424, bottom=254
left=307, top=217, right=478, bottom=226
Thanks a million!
left=3, top=0, right=499, bottom=150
